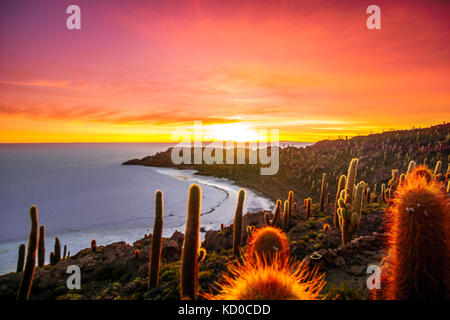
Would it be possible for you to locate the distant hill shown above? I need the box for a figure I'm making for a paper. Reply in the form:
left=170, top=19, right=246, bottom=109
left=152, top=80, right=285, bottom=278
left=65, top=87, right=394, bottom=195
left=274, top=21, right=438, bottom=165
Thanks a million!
left=124, top=123, right=450, bottom=203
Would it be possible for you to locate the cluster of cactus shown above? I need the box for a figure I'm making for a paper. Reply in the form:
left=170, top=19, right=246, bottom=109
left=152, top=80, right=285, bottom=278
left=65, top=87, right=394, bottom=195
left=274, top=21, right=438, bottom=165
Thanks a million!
left=17, top=206, right=38, bottom=300
left=336, top=158, right=363, bottom=245
left=232, top=189, right=246, bottom=257
left=376, top=166, right=449, bottom=299
left=149, top=190, right=164, bottom=289
left=264, top=200, right=282, bottom=227
left=334, top=175, right=346, bottom=228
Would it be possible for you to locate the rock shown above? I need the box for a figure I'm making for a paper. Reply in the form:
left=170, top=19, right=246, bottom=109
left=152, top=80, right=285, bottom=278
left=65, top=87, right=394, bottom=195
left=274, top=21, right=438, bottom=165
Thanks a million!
left=161, top=240, right=180, bottom=262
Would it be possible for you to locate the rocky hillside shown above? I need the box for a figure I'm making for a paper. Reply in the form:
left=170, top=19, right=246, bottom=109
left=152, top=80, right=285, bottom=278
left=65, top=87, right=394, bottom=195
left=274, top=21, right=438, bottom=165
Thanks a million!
left=124, top=123, right=450, bottom=203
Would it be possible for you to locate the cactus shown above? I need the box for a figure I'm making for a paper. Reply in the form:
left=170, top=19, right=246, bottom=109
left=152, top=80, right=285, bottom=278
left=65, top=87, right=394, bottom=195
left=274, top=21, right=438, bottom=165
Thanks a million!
left=406, top=160, right=416, bottom=176
left=202, top=256, right=325, bottom=300
left=54, top=237, right=61, bottom=264
left=63, top=245, right=67, bottom=259
left=287, top=190, right=294, bottom=226
left=380, top=183, right=386, bottom=203
left=264, top=212, right=271, bottom=226
left=319, top=173, right=327, bottom=212
left=246, top=226, right=289, bottom=265
left=305, top=198, right=312, bottom=219
left=232, top=189, right=246, bottom=257
left=149, top=190, right=164, bottom=289
left=246, top=225, right=255, bottom=240
left=322, top=224, right=331, bottom=232
left=38, top=226, right=45, bottom=267
left=180, top=184, right=202, bottom=300
left=49, top=252, right=56, bottom=266
left=282, top=200, right=290, bottom=231
left=378, top=166, right=449, bottom=299
left=17, top=206, right=38, bottom=300
left=337, top=162, right=364, bottom=245
left=434, top=160, right=442, bottom=176
left=334, top=175, right=346, bottom=228
left=91, top=239, right=97, bottom=253
left=271, top=200, right=282, bottom=226
left=198, top=247, right=206, bottom=263
left=345, top=158, right=359, bottom=201
left=134, top=249, right=141, bottom=260
left=17, top=244, right=25, bottom=273
left=292, top=201, right=297, bottom=214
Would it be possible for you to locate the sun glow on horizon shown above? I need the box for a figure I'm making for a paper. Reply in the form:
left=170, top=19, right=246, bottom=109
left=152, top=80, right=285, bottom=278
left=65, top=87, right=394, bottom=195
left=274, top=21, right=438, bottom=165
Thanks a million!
left=203, top=123, right=263, bottom=142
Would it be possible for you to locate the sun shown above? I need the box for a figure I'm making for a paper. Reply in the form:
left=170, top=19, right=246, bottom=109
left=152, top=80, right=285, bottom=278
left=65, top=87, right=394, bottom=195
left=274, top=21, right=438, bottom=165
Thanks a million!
left=204, top=123, right=262, bottom=142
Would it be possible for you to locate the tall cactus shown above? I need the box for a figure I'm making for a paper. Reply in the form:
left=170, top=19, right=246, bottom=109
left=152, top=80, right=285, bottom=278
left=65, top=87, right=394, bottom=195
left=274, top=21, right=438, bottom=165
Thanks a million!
left=319, top=173, right=327, bottom=212
left=434, top=160, right=442, bottom=176
left=337, top=181, right=363, bottom=245
left=282, top=200, right=290, bottom=231
left=63, top=245, right=67, bottom=259
left=271, top=199, right=282, bottom=226
left=287, top=190, right=294, bottom=226
left=54, top=237, right=61, bottom=264
left=38, top=225, right=45, bottom=267
left=17, top=206, right=38, bottom=300
left=378, top=166, right=449, bottom=299
left=232, top=189, right=246, bottom=257
left=180, top=184, right=202, bottom=300
left=17, top=244, right=25, bottom=273
left=149, top=190, right=164, bottom=289
left=345, top=158, right=359, bottom=204
left=305, top=198, right=312, bottom=219
left=334, top=175, right=346, bottom=228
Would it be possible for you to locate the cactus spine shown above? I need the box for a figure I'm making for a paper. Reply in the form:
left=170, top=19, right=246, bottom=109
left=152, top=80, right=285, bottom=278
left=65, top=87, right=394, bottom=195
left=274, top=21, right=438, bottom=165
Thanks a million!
left=149, top=190, right=164, bottom=289
left=319, top=173, right=327, bottom=212
left=232, top=189, right=245, bottom=257
left=17, top=206, right=38, bottom=300
left=38, top=226, right=45, bottom=267
left=334, top=175, right=346, bottom=228
left=54, top=237, right=61, bottom=264
left=180, top=184, right=202, bottom=300
left=17, top=244, right=25, bottom=273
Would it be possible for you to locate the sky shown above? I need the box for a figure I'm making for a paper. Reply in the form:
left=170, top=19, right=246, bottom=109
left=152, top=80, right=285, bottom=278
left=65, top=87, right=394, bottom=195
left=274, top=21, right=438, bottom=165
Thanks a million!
left=0, top=0, right=449, bottom=142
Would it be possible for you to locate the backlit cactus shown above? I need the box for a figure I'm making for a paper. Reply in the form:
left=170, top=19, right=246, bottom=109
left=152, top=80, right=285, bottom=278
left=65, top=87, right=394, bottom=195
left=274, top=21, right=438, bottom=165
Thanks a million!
left=91, top=239, right=97, bottom=253
left=37, top=225, right=45, bottom=267
left=406, top=160, right=416, bottom=176
left=271, top=199, right=282, bottom=226
left=305, top=198, right=312, bottom=219
left=180, top=184, right=202, bottom=300
left=319, top=173, right=327, bottom=212
left=434, top=160, right=442, bottom=176
left=232, top=189, right=246, bottom=257
left=203, top=257, right=325, bottom=300
left=17, top=244, right=25, bottom=273
left=282, top=200, right=290, bottom=231
left=17, top=206, right=38, bottom=300
left=334, top=175, right=346, bottom=228
left=337, top=159, right=363, bottom=245
left=54, top=237, right=61, bottom=264
left=247, top=226, right=289, bottom=265
left=149, top=190, right=164, bottom=289
left=378, top=166, right=449, bottom=299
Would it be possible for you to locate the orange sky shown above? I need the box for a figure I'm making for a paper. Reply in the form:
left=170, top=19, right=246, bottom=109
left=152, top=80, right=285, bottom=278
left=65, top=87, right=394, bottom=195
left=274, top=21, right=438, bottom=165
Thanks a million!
left=0, top=0, right=449, bottom=142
